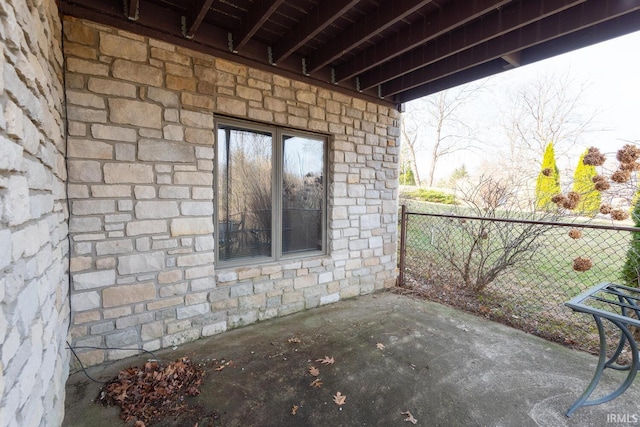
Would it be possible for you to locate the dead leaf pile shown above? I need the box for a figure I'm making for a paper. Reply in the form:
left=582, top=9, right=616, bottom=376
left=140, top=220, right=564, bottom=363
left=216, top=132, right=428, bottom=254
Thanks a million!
left=97, top=357, right=205, bottom=424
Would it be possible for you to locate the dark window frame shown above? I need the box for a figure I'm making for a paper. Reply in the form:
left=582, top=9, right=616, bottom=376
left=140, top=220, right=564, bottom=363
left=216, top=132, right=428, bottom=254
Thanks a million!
left=214, top=117, right=328, bottom=267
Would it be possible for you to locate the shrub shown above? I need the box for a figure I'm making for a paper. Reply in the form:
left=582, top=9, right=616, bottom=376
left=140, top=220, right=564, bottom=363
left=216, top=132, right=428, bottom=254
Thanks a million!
left=402, top=188, right=457, bottom=205
left=535, top=143, right=561, bottom=211
left=621, top=198, right=640, bottom=286
left=424, top=176, right=559, bottom=293
left=572, top=149, right=600, bottom=216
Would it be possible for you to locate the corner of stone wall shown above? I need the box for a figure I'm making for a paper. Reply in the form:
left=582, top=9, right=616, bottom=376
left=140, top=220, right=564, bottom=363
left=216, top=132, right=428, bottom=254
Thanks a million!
left=0, top=0, right=70, bottom=425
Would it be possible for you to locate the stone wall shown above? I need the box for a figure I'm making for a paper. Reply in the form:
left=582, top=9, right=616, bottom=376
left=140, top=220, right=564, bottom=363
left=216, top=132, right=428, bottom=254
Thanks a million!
left=0, top=0, right=70, bottom=426
left=64, top=17, right=400, bottom=367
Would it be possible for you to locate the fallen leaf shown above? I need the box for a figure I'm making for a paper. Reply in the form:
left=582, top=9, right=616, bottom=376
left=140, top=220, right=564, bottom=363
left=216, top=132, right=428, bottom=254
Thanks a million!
left=376, top=343, right=385, bottom=350
left=213, top=360, right=234, bottom=371
left=309, top=378, right=323, bottom=388
left=308, top=366, right=320, bottom=377
left=333, top=391, right=346, bottom=406
left=291, top=405, right=299, bottom=415
left=401, top=410, right=418, bottom=424
left=316, top=356, right=335, bottom=365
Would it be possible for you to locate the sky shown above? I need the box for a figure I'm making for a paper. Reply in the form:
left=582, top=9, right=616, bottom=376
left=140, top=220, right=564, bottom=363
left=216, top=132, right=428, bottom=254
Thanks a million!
left=405, top=30, right=640, bottom=185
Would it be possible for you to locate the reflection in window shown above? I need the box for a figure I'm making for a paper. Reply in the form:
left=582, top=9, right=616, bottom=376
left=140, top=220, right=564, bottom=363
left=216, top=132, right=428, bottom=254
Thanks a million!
left=217, top=126, right=272, bottom=261
left=283, top=136, right=324, bottom=254
left=216, top=120, right=326, bottom=265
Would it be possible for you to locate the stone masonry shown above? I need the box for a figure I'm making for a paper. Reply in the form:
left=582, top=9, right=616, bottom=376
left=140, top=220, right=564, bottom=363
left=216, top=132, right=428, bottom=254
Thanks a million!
left=64, top=17, right=401, bottom=367
left=0, top=1, right=70, bottom=426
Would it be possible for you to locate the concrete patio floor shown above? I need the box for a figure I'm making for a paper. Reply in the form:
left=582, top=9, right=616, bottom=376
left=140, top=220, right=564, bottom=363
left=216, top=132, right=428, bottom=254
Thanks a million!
left=63, top=292, right=640, bottom=426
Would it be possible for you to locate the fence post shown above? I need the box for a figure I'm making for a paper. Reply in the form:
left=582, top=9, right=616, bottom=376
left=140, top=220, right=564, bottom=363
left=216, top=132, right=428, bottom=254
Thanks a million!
left=398, top=204, right=408, bottom=287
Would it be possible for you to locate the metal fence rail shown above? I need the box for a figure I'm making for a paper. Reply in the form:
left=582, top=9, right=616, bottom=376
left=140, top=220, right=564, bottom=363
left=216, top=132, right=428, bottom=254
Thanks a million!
left=398, top=206, right=640, bottom=360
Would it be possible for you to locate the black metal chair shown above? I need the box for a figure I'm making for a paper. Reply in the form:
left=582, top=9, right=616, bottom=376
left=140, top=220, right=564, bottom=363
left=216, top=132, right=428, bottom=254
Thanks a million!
left=218, top=213, right=245, bottom=259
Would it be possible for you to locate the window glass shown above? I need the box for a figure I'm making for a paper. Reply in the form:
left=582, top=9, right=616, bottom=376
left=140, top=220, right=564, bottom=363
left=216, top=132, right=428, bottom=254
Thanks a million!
left=217, top=125, right=272, bottom=261
left=216, top=120, right=326, bottom=265
left=282, top=135, right=324, bottom=254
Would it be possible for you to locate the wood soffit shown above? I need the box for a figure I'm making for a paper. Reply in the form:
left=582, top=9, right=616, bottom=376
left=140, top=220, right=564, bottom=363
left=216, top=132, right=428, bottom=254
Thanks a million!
left=59, top=0, right=640, bottom=109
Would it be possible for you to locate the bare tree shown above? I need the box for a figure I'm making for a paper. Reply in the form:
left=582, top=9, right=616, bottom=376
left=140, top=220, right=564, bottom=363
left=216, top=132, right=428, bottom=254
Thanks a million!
left=500, top=70, right=599, bottom=173
left=427, top=174, right=561, bottom=292
left=403, top=80, right=488, bottom=187
left=400, top=120, right=422, bottom=186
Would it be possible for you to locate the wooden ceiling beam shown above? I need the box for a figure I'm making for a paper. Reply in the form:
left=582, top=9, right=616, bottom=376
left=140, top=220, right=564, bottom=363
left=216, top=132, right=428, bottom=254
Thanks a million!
left=126, top=0, right=139, bottom=20
left=501, top=52, right=521, bottom=68
left=232, top=0, right=285, bottom=52
left=359, top=0, right=585, bottom=90
left=271, top=0, right=361, bottom=65
left=396, top=9, right=640, bottom=103
left=183, top=0, right=215, bottom=39
left=395, top=61, right=505, bottom=103
left=334, top=0, right=511, bottom=83
left=307, top=0, right=433, bottom=74
left=518, top=9, right=640, bottom=66
left=383, top=0, right=640, bottom=98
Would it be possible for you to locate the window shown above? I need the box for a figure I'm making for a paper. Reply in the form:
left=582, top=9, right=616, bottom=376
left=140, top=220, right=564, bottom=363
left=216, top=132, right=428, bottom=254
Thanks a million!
left=216, top=119, right=326, bottom=264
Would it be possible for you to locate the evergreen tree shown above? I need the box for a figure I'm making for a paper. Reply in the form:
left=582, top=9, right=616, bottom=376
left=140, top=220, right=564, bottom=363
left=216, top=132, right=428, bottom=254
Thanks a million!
left=621, top=198, right=640, bottom=287
left=630, top=181, right=640, bottom=214
left=448, top=164, right=469, bottom=187
left=438, top=165, right=470, bottom=188
left=399, top=160, right=416, bottom=185
left=535, top=142, right=561, bottom=210
left=572, top=149, right=600, bottom=216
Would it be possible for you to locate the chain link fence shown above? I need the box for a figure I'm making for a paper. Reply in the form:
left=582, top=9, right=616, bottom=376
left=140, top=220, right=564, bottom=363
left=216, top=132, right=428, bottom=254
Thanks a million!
left=397, top=203, right=640, bottom=361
